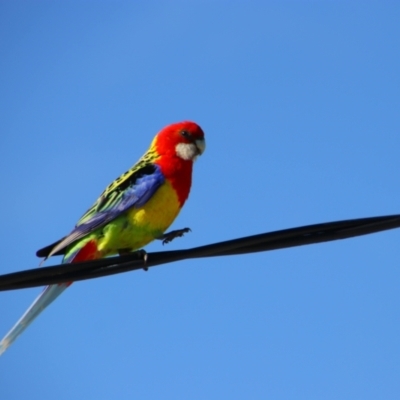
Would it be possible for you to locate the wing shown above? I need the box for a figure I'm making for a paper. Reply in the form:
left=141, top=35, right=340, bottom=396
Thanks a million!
left=37, top=163, right=164, bottom=258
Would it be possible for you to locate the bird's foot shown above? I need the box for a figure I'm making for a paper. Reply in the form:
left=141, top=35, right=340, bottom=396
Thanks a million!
left=118, top=248, right=148, bottom=271
left=158, top=228, right=191, bottom=245
left=118, top=248, right=132, bottom=256
left=137, top=249, right=148, bottom=270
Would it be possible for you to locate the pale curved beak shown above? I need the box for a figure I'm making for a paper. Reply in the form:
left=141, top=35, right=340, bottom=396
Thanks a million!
left=195, top=138, right=206, bottom=155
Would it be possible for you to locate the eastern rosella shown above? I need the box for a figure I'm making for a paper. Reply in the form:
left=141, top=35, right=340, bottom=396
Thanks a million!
left=0, top=121, right=205, bottom=355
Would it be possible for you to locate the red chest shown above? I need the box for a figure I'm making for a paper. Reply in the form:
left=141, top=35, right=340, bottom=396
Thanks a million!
left=155, top=156, right=193, bottom=207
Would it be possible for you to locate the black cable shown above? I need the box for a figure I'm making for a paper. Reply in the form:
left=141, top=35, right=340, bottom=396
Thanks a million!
left=1, top=214, right=399, bottom=291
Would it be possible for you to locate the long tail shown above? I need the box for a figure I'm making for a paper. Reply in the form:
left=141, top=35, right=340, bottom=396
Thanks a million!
left=0, top=240, right=99, bottom=356
left=0, top=283, right=70, bottom=355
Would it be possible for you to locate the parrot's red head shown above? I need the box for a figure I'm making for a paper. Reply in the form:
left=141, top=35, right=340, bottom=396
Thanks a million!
left=153, top=121, right=206, bottom=161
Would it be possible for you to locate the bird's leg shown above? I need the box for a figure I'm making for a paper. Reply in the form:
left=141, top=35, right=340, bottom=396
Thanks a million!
left=157, top=228, right=191, bottom=245
left=118, top=248, right=148, bottom=271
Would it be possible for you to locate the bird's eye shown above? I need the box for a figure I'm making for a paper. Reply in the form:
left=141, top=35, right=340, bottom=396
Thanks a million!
left=180, top=130, right=190, bottom=138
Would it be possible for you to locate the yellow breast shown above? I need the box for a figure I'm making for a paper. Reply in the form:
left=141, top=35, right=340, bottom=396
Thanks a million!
left=97, top=181, right=181, bottom=255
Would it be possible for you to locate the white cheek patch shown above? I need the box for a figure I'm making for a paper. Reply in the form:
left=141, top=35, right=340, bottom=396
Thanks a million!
left=175, top=143, right=198, bottom=161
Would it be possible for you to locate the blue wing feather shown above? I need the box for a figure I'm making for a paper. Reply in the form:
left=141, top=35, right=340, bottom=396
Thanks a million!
left=40, top=164, right=165, bottom=258
left=72, top=169, right=164, bottom=235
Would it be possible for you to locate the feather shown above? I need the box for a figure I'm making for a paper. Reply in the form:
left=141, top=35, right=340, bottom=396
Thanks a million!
left=37, top=164, right=165, bottom=259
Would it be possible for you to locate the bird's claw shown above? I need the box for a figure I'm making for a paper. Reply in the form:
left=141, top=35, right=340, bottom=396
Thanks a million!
left=136, top=249, right=148, bottom=271
left=118, top=248, right=148, bottom=271
left=160, top=228, right=191, bottom=245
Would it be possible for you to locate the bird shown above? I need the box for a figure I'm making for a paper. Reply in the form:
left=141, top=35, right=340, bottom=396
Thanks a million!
left=0, top=121, right=205, bottom=355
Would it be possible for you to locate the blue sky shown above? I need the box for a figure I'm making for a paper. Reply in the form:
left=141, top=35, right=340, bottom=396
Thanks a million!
left=1, top=2, right=399, bottom=399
